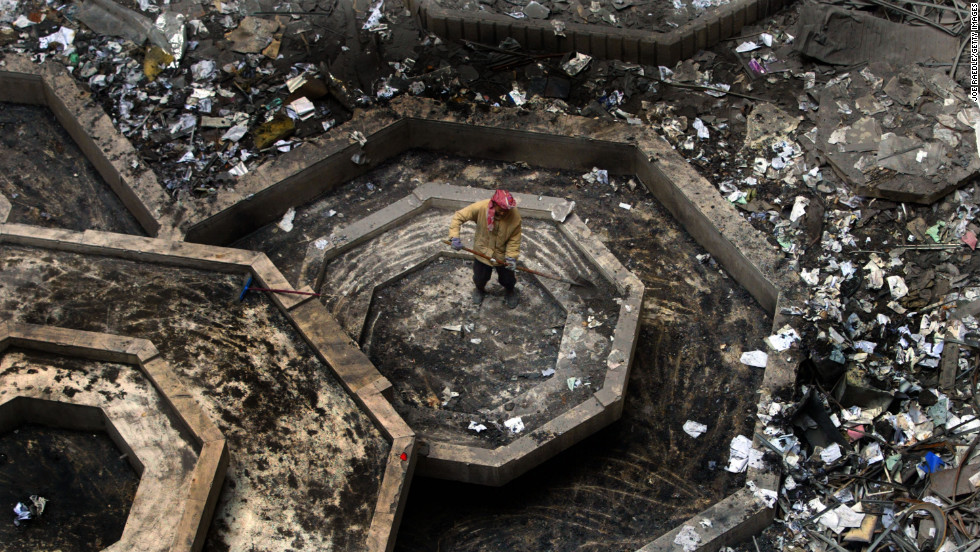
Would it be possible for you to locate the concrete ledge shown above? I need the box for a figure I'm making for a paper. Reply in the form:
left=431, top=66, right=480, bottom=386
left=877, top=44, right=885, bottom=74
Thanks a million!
left=0, top=192, right=10, bottom=223
left=0, top=55, right=178, bottom=238
left=366, top=435, right=417, bottom=552
left=400, top=0, right=792, bottom=66
left=0, top=66, right=803, bottom=544
left=0, top=323, right=227, bottom=552
left=0, top=224, right=256, bottom=273
left=636, top=488, right=775, bottom=551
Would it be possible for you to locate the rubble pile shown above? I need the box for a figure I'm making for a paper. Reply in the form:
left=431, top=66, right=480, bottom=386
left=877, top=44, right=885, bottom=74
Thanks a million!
left=642, top=2, right=980, bottom=550
left=0, top=0, right=436, bottom=196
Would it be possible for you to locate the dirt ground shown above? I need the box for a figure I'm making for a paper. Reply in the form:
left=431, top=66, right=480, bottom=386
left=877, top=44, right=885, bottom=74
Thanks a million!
left=0, top=416, right=139, bottom=552
left=0, top=103, right=145, bottom=235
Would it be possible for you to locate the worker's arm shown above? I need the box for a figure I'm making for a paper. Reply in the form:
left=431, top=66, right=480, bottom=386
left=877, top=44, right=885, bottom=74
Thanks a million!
left=504, top=222, right=522, bottom=261
left=448, top=202, right=481, bottom=239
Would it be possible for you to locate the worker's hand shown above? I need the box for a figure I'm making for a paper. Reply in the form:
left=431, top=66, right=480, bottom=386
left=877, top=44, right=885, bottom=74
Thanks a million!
left=450, top=238, right=463, bottom=250
left=505, top=257, right=517, bottom=271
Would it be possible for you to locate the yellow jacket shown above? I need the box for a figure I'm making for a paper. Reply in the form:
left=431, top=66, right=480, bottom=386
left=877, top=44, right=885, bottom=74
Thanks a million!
left=448, top=199, right=522, bottom=266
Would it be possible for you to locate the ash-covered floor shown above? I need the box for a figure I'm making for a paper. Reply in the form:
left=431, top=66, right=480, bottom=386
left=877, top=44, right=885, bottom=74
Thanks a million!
left=0, top=103, right=144, bottom=235
left=0, top=415, right=138, bottom=552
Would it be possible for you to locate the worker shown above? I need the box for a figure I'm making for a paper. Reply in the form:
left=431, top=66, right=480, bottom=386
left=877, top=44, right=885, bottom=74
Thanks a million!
left=448, top=189, right=522, bottom=308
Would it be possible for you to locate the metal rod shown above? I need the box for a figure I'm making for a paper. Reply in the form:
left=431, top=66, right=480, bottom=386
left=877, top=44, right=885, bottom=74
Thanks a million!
left=864, top=0, right=959, bottom=35
left=659, top=80, right=768, bottom=102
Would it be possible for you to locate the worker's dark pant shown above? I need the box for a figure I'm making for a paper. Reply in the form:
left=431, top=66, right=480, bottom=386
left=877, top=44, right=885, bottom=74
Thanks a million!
left=473, top=260, right=516, bottom=291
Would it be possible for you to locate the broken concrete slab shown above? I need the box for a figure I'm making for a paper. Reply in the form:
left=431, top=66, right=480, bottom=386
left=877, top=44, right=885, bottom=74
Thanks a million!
left=794, top=3, right=960, bottom=67
left=815, top=63, right=980, bottom=204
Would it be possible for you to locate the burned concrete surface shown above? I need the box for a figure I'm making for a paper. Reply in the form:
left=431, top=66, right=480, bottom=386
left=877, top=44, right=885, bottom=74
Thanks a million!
left=0, top=418, right=138, bottom=552
left=0, top=103, right=144, bottom=235
left=0, top=245, right=390, bottom=551
left=362, top=256, right=580, bottom=447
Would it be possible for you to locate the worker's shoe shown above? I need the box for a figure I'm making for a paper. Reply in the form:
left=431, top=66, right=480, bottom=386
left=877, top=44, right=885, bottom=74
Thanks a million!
left=504, top=288, right=519, bottom=309
left=472, top=287, right=485, bottom=305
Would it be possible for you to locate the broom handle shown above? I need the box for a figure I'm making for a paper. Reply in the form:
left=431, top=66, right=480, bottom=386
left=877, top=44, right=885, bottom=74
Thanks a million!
left=248, top=287, right=321, bottom=296
left=442, top=240, right=569, bottom=283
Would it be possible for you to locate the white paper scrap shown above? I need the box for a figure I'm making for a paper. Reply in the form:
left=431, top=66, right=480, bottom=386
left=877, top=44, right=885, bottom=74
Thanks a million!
left=504, top=416, right=524, bottom=433
left=468, top=421, right=487, bottom=433
left=289, top=96, right=316, bottom=120
left=820, top=442, right=843, bottom=463
left=789, top=196, right=809, bottom=222
left=726, top=434, right=765, bottom=473
left=221, top=125, right=248, bottom=142
left=673, top=525, right=702, bottom=552
left=887, top=275, right=909, bottom=299
left=740, top=350, right=769, bottom=368
left=819, top=504, right=865, bottom=534
left=735, top=41, right=760, bottom=52
left=619, top=202, right=632, bottom=210
left=276, top=207, right=295, bottom=232
left=693, top=118, right=710, bottom=139
left=766, top=325, right=800, bottom=351
left=683, top=420, right=707, bottom=438
left=753, top=486, right=778, bottom=508
left=40, top=27, right=76, bottom=52
left=13, top=15, right=34, bottom=28
left=229, top=161, right=248, bottom=177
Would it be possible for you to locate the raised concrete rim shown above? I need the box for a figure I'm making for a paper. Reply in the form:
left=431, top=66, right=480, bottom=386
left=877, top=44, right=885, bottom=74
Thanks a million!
left=0, top=54, right=181, bottom=239
left=0, top=322, right=227, bottom=552
left=402, top=0, right=794, bottom=66
left=0, top=227, right=417, bottom=552
left=307, top=183, right=644, bottom=486
left=0, top=51, right=806, bottom=547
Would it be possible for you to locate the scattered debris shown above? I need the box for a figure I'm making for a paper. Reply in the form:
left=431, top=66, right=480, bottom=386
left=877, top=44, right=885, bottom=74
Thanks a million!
left=12, top=495, right=47, bottom=526
left=468, top=421, right=487, bottom=433
left=740, top=350, right=768, bottom=368
left=683, top=420, right=707, bottom=438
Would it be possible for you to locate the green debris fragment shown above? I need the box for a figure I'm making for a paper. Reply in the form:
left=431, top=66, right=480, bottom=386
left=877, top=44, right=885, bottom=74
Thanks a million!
left=926, top=221, right=946, bottom=242
left=885, top=454, right=902, bottom=472
left=926, top=397, right=949, bottom=426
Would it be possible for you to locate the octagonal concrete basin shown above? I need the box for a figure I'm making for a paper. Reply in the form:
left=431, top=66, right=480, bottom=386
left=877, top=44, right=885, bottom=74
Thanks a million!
left=307, top=183, right=643, bottom=485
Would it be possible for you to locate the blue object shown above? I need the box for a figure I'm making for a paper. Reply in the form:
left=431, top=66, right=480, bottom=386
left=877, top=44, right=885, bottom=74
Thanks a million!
left=238, top=275, right=253, bottom=302
left=921, top=451, right=945, bottom=474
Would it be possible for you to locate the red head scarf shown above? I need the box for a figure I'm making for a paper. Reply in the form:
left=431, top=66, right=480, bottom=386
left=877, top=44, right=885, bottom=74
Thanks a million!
left=487, top=189, right=516, bottom=231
